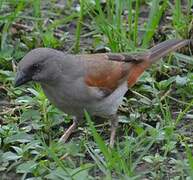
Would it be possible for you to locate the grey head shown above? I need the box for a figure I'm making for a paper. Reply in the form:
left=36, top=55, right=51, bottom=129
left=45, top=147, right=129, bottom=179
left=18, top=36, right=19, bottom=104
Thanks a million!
left=14, top=48, right=62, bottom=87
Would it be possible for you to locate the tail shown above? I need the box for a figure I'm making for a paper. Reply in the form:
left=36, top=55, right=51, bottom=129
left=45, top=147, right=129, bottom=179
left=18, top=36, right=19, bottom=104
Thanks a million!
left=148, top=39, right=191, bottom=64
left=127, top=39, right=191, bottom=87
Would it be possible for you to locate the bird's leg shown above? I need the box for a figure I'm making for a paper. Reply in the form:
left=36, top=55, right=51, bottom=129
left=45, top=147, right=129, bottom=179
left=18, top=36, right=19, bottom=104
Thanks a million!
left=59, top=117, right=78, bottom=143
left=109, top=114, right=118, bottom=148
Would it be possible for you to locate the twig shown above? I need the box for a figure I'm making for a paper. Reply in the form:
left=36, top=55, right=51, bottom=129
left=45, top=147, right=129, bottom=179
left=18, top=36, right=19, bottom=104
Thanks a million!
left=60, top=153, right=69, bottom=160
left=12, top=22, right=66, bottom=38
left=167, top=95, right=190, bottom=105
left=12, top=22, right=33, bottom=32
left=0, top=106, right=19, bottom=115
left=0, top=101, right=21, bottom=107
left=160, top=89, right=171, bottom=101
left=131, top=90, right=152, bottom=103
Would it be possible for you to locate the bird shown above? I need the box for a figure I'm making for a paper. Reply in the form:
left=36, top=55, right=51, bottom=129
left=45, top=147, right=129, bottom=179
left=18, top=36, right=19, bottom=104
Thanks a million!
left=14, top=39, right=191, bottom=147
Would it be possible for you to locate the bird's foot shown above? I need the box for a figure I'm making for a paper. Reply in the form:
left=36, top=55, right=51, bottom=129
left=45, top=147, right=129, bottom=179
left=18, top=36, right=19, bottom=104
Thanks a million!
left=109, top=114, right=118, bottom=148
left=59, top=119, right=77, bottom=143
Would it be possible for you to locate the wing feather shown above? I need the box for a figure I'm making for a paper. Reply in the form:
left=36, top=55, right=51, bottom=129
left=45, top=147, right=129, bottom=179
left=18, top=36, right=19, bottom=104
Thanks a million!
left=83, top=53, right=148, bottom=93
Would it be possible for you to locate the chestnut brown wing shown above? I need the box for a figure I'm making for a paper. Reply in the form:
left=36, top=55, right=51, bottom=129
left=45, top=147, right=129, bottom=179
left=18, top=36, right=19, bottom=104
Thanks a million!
left=83, top=53, right=149, bottom=93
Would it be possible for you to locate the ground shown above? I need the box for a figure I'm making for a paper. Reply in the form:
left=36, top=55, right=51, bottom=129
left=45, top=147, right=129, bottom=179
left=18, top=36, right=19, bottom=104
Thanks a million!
left=0, top=0, right=193, bottom=179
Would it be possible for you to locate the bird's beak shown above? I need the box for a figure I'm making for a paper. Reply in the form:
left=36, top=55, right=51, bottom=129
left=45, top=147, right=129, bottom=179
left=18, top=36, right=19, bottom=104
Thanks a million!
left=14, top=71, right=31, bottom=87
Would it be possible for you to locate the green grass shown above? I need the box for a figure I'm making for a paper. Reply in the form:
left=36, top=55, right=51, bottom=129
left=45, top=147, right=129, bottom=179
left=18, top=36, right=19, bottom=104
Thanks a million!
left=0, top=0, right=193, bottom=179
left=73, top=0, right=84, bottom=53
left=142, top=0, right=168, bottom=47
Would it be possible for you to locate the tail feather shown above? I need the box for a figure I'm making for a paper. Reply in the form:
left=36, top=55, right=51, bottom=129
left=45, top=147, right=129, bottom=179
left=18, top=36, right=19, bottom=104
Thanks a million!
left=148, top=39, right=191, bottom=63
left=127, top=39, right=191, bottom=87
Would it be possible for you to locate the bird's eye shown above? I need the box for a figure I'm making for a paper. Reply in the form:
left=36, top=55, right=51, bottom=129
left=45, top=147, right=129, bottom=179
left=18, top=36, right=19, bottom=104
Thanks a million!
left=31, top=63, right=42, bottom=73
left=32, top=64, right=39, bottom=69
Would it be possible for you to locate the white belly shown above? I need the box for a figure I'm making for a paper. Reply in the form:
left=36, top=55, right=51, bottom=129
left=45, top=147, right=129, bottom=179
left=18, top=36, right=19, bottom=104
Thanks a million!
left=41, top=81, right=128, bottom=118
